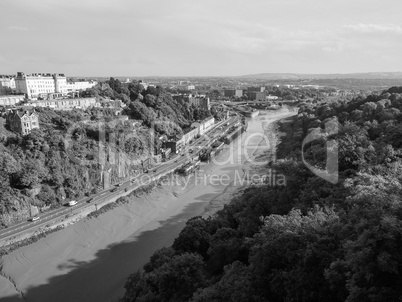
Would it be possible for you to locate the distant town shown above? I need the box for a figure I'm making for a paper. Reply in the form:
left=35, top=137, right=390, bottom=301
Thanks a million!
left=0, top=71, right=351, bottom=136
left=2, top=71, right=399, bottom=137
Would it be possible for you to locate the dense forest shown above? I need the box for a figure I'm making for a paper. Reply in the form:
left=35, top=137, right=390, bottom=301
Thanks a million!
left=120, top=87, right=402, bottom=302
left=264, top=85, right=332, bottom=100
left=0, top=78, right=211, bottom=226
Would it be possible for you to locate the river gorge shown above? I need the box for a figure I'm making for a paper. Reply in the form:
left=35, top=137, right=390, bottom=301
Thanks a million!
left=0, top=108, right=296, bottom=302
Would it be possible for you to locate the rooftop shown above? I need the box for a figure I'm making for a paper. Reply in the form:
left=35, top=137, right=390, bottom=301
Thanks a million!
left=16, top=72, right=66, bottom=78
left=8, top=108, right=37, bottom=117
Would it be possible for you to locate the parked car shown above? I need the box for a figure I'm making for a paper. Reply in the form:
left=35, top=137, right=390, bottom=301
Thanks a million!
left=87, top=198, right=93, bottom=203
left=68, top=200, right=77, bottom=206
left=30, top=216, right=39, bottom=222
left=111, top=188, right=117, bottom=192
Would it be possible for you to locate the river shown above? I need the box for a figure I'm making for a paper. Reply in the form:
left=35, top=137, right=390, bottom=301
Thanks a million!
left=0, top=108, right=295, bottom=302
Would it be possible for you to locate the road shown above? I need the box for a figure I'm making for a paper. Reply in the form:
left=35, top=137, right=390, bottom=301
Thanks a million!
left=0, top=115, right=240, bottom=244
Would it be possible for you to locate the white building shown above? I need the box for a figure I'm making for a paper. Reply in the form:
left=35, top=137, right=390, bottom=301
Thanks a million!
left=197, top=116, right=214, bottom=135
left=15, top=72, right=68, bottom=99
left=25, top=97, right=99, bottom=110
left=178, top=84, right=195, bottom=90
left=0, top=76, right=16, bottom=94
left=177, top=94, right=210, bottom=110
left=178, top=116, right=215, bottom=146
left=266, top=95, right=279, bottom=100
left=66, top=80, right=98, bottom=92
left=0, top=95, right=25, bottom=106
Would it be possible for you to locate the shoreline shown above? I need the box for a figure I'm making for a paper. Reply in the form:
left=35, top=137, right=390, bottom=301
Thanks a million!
left=202, top=118, right=282, bottom=217
left=202, top=107, right=297, bottom=217
left=0, top=180, right=161, bottom=254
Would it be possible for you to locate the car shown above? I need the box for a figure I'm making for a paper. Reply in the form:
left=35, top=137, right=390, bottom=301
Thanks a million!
left=124, top=188, right=128, bottom=192
left=30, top=216, right=39, bottom=222
left=68, top=200, right=77, bottom=206
left=116, top=183, right=122, bottom=187
left=153, top=169, right=157, bottom=172
left=87, top=198, right=93, bottom=203
left=111, top=188, right=117, bottom=192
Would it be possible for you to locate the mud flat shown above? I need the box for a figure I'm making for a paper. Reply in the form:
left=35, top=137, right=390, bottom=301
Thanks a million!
left=0, top=107, right=296, bottom=302
left=202, top=108, right=296, bottom=216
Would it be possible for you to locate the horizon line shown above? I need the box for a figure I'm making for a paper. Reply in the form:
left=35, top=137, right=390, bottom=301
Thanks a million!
left=66, top=71, right=402, bottom=78
left=2, top=71, right=402, bottom=78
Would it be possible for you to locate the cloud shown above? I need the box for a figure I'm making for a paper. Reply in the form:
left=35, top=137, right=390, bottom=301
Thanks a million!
left=1, top=0, right=402, bottom=75
left=344, top=24, right=402, bottom=35
left=136, top=57, right=158, bottom=66
left=141, top=15, right=342, bottom=57
left=322, top=43, right=344, bottom=53
left=8, top=25, right=30, bottom=31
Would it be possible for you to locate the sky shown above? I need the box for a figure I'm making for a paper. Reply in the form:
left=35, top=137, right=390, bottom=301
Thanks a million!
left=0, top=0, right=401, bottom=76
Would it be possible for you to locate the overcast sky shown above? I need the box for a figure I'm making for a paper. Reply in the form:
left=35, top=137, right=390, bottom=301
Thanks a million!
left=0, top=0, right=401, bottom=76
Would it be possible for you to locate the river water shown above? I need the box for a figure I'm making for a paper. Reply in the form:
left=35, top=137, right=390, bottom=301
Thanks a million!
left=0, top=108, right=295, bottom=302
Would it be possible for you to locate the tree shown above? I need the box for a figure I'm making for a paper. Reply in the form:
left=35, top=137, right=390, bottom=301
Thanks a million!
left=36, top=184, right=56, bottom=205
left=191, top=262, right=257, bottom=302
left=336, top=122, right=374, bottom=172
left=128, top=82, right=144, bottom=101
left=128, top=100, right=157, bottom=126
left=248, top=207, right=341, bottom=301
left=142, top=94, right=157, bottom=108
left=17, top=159, right=47, bottom=188
left=206, top=227, right=246, bottom=274
left=142, top=86, right=158, bottom=97
left=121, top=253, right=206, bottom=302
left=326, top=170, right=402, bottom=301
left=173, top=217, right=211, bottom=259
